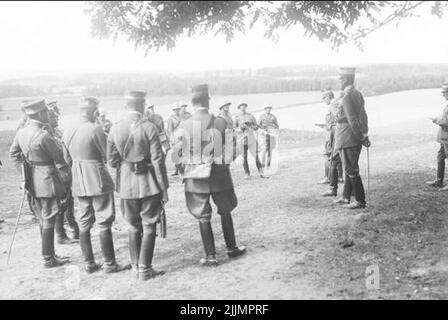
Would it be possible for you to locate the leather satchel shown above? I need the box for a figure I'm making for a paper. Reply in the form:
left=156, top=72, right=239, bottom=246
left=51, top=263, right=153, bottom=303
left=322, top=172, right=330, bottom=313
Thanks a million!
left=183, top=162, right=212, bottom=179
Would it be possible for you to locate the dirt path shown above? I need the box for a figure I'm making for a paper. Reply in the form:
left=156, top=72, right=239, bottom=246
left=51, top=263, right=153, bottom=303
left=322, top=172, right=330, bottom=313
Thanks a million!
left=1, top=130, right=448, bottom=299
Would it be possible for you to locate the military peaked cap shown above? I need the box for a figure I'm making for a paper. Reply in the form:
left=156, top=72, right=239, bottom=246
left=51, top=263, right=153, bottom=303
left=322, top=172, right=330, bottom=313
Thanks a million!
left=339, top=67, right=356, bottom=75
left=191, top=84, right=210, bottom=99
left=22, top=99, right=47, bottom=115
left=80, top=97, right=99, bottom=109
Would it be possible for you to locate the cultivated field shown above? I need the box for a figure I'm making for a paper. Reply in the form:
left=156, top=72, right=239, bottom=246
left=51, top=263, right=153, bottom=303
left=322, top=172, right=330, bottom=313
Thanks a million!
left=1, top=88, right=448, bottom=299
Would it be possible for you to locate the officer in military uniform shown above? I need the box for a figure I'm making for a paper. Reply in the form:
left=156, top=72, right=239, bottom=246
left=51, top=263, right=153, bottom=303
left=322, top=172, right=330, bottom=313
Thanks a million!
left=321, top=90, right=345, bottom=197
left=167, top=103, right=184, bottom=176
left=258, top=104, right=279, bottom=174
left=426, top=83, right=448, bottom=190
left=107, top=91, right=169, bottom=280
left=233, top=103, right=264, bottom=179
left=144, top=104, right=171, bottom=154
left=96, top=108, right=113, bottom=135
left=9, top=100, right=71, bottom=268
left=63, top=97, right=129, bottom=274
left=333, top=68, right=370, bottom=209
left=46, top=101, right=79, bottom=244
left=180, top=103, right=192, bottom=121
left=176, top=84, right=246, bottom=266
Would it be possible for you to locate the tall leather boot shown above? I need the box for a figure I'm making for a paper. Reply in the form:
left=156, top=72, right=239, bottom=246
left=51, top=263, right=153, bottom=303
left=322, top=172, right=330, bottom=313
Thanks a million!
left=55, top=213, right=77, bottom=245
left=221, top=214, right=246, bottom=259
left=100, top=229, right=130, bottom=274
left=138, top=225, right=164, bottom=281
left=42, top=227, right=69, bottom=268
left=346, top=176, right=366, bottom=209
left=426, top=158, right=445, bottom=187
left=65, top=194, right=80, bottom=240
left=129, top=229, right=142, bottom=276
left=199, top=221, right=218, bottom=266
left=79, top=230, right=101, bottom=273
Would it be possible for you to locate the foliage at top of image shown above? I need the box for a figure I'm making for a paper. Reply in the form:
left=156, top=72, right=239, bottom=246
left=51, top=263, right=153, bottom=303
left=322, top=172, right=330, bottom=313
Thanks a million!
left=86, top=1, right=447, bottom=52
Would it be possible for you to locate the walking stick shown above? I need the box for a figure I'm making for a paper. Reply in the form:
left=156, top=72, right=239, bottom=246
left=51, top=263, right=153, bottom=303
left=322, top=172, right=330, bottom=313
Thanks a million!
left=366, top=146, right=371, bottom=207
left=6, top=187, right=27, bottom=265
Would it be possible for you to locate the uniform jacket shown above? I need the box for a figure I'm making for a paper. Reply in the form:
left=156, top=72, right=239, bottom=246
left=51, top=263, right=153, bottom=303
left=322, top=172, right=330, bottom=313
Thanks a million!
left=147, top=113, right=170, bottom=151
left=63, top=117, right=114, bottom=197
left=258, top=113, right=279, bottom=132
left=435, top=105, right=448, bottom=143
left=334, top=85, right=368, bottom=150
left=217, top=111, right=234, bottom=130
left=107, top=111, right=169, bottom=200
left=177, top=109, right=234, bottom=194
left=181, top=111, right=192, bottom=121
left=9, top=120, right=69, bottom=198
left=167, top=114, right=182, bottom=144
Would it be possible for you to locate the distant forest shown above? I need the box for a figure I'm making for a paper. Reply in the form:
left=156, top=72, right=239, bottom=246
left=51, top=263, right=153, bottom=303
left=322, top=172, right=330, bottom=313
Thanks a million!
left=1, top=63, right=448, bottom=99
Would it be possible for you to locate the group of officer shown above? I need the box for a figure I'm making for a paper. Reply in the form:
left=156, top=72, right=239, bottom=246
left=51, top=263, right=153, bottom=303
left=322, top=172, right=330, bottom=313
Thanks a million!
left=9, top=85, right=249, bottom=280
left=316, top=67, right=371, bottom=210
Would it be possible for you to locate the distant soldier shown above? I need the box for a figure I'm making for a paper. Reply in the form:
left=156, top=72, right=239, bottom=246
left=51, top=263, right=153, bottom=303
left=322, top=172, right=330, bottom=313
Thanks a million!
left=258, top=104, right=279, bottom=174
left=333, top=67, right=370, bottom=209
left=63, top=97, right=129, bottom=274
left=176, top=84, right=246, bottom=266
left=144, top=104, right=171, bottom=154
left=180, top=103, right=192, bottom=121
left=321, top=91, right=345, bottom=197
left=427, top=83, right=448, bottom=190
left=108, top=91, right=169, bottom=280
left=234, top=103, right=264, bottom=178
left=46, top=101, right=79, bottom=243
left=167, top=103, right=184, bottom=176
left=96, top=108, right=113, bottom=135
left=9, top=99, right=71, bottom=268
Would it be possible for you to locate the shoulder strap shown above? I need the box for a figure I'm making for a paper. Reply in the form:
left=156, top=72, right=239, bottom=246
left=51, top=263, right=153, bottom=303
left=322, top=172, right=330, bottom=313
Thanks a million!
left=122, top=118, right=146, bottom=159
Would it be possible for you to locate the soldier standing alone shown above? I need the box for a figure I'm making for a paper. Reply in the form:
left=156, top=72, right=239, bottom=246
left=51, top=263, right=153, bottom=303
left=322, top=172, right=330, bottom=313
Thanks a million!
left=9, top=100, right=71, bottom=268
left=107, top=91, right=169, bottom=280
left=333, top=68, right=370, bottom=209
left=426, top=83, right=448, bottom=190
left=63, top=97, right=129, bottom=274
left=176, top=84, right=246, bottom=266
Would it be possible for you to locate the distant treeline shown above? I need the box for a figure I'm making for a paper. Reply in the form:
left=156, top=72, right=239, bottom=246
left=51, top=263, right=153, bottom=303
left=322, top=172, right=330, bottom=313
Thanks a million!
left=2, top=63, right=448, bottom=99
left=0, top=85, right=45, bottom=99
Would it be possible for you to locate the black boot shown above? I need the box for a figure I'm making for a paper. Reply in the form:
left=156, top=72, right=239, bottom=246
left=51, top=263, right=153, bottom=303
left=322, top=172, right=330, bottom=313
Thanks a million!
left=345, top=176, right=366, bottom=209
left=42, top=227, right=69, bottom=268
left=138, top=226, right=164, bottom=281
left=79, top=230, right=101, bottom=273
left=221, top=214, right=246, bottom=259
left=129, top=229, right=142, bottom=276
left=55, top=213, right=77, bottom=245
left=199, top=221, right=218, bottom=266
left=100, top=229, right=131, bottom=273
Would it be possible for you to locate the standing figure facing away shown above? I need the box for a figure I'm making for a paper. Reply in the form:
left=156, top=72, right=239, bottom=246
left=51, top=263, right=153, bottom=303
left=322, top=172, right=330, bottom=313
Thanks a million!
left=63, top=97, right=129, bottom=274
left=108, top=91, right=169, bottom=280
left=176, top=84, right=246, bottom=266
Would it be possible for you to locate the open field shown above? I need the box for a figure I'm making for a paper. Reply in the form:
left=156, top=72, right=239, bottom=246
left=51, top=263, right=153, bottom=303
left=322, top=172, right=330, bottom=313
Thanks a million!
left=1, top=92, right=448, bottom=298
left=0, top=88, right=444, bottom=136
left=1, top=88, right=448, bottom=299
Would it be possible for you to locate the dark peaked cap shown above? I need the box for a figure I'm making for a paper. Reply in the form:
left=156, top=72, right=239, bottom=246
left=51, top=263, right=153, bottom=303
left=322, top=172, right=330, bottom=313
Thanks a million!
left=22, top=99, right=47, bottom=115
left=191, top=84, right=210, bottom=99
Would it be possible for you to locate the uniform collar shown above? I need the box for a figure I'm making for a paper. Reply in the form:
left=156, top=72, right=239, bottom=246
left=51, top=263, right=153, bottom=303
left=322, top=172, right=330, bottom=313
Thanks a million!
left=29, top=119, right=45, bottom=128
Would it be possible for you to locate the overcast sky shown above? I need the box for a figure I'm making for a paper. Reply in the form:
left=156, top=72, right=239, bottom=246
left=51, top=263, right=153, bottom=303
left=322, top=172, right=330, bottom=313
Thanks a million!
left=1, top=1, right=448, bottom=80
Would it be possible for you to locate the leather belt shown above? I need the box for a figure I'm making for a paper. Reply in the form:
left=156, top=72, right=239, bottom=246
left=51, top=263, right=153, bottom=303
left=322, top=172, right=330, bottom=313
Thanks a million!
left=27, top=160, right=53, bottom=166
